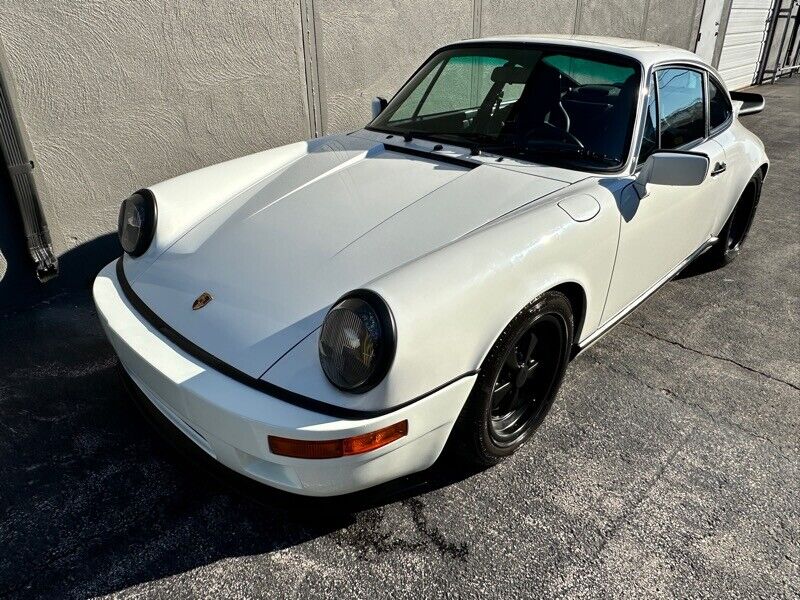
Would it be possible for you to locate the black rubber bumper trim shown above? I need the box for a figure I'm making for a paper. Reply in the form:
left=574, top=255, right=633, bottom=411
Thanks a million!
left=115, top=258, right=477, bottom=420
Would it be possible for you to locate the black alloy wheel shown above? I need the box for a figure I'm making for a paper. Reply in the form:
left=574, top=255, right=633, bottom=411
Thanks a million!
left=488, top=314, right=564, bottom=447
left=705, top=170, right=763, bottom=268
left=725, top=187, right=758, bottom=253
left=453, top=291, right=573, bottom=466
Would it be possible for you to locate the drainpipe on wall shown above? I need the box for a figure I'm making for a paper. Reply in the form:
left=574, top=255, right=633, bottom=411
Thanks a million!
left=0, top=69, right=58, bottom=282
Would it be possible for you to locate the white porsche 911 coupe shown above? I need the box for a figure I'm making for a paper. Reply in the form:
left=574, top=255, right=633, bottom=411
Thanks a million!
left=94, top=35, right=768, bottom=496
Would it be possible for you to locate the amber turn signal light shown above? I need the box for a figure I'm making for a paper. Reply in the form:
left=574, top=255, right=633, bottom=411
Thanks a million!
left=268, top=420, right=408, bottom=459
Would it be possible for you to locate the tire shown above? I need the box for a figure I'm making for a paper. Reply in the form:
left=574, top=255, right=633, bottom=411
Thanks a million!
left=705, top=171, right=763, bottom=268
left=453, top=291, right=574, bottom=467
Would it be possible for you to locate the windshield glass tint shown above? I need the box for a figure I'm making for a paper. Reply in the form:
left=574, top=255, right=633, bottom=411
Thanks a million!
left=370, top=46, right=641, bottom=170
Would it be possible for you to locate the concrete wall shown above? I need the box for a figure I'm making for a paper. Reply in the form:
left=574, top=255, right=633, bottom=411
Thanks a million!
left=0, top=0, right=704, bottom=305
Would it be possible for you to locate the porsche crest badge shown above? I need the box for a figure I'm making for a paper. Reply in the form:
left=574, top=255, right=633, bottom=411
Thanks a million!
left=192, top=292, right=213, bottom=310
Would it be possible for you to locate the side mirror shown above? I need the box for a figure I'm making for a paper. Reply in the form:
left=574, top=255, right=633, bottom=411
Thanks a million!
left=634, top=151, right=710, bottom=198
left=371, top=96, right=388, bottom=119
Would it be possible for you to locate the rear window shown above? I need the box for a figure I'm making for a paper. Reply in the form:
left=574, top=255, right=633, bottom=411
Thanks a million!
left=542, top=55, right=636, bottom=85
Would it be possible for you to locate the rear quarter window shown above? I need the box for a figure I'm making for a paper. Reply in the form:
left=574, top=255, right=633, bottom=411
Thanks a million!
left=708, top=78, right=732, bottom=131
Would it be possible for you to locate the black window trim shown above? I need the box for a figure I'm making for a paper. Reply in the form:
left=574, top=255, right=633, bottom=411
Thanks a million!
left=366, top=40, right=645, bottom=176
left=706, top=71, right=734, bottom=137
left=633, top=60, right=734, bottom=170
left=703, top=70, right=711, bottom=139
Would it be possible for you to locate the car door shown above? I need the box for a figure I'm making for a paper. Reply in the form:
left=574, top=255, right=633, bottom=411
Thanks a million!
left=602, top=67, right=727, bottom=322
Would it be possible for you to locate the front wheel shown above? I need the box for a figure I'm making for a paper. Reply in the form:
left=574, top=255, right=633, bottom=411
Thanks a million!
left=453, top=291, right=573, bottom=467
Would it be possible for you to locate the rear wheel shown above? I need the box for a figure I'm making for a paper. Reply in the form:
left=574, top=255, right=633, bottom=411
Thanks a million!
left=705, top=171, right=762, bottom=267
left=453, top=291, right=573, bottom=467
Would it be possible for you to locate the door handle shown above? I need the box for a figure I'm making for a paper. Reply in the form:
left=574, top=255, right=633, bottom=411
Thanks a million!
left=711, top=162, right=727, bottom=176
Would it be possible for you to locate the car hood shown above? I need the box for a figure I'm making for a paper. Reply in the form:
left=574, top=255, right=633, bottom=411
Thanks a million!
left=128, top=133, right=577, bottom=377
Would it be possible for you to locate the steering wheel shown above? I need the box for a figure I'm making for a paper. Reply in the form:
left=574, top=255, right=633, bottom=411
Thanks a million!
left=524, top=123, right=584, bottom=150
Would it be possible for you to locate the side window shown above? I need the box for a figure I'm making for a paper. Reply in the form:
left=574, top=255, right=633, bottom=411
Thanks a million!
left=639, top=73, right=659, bottom=164
left=708, top=77, right=732, bottom=131
left=656, top=68, right=705, bottom=149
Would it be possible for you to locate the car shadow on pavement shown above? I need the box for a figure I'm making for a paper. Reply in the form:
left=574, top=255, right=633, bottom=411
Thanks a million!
left=0, top=311, right=478, bottom=598
left=0, top=232, right=120, bottom=311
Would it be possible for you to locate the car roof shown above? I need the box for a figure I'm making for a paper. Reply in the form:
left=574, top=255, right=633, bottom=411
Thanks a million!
left=448, top=34, right=707, bottom=69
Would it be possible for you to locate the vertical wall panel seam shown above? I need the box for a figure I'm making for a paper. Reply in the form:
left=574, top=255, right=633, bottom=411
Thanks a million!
left=310, top=0, right=327, bottom=135
left=473, top=0, right=482, bottom=38
left=641, top=0, right=653, bottom=37
left=688, top=0, right=704, bottom=49
left=299, top=0, right=323, bottom=137
left=574, top=0, right=582, bottom=34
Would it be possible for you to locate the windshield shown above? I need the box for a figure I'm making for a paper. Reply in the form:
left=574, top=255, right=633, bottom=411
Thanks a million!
left=369, top=45, right=641, bottom=171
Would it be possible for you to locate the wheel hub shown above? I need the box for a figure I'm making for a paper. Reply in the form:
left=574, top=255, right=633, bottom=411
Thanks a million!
left=515, top=367, right=529, bottom=388
left=488, top=314, right=565, bottom=447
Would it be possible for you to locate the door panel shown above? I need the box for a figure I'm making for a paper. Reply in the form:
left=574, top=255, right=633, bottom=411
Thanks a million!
left=602, top=141, right=722, bottom=322
left=601, top=67, right=727, bottom=323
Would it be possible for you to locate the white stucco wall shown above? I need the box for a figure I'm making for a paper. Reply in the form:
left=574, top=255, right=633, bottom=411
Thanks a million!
left=0, top=0, right=704, bottom=293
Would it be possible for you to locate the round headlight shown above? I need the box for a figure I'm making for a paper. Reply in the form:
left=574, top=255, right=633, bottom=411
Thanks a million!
left=118, top=190, right=157, bottom=257
left=319, top=291, right=396, bottom=393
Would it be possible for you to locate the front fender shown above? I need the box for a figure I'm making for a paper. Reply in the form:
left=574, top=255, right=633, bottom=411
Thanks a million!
left=264, top=183, right=620, bottom=413
left=372, top=190, right=619, bottom=405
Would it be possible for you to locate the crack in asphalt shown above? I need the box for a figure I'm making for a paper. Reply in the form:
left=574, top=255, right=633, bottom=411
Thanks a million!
left=333, top=498, right=468, bottom=561
left=598, top=426, right=696, bottom=555
left=555, top=426, right=698, bottom=598
left=620, top=322, right=800, bottom=392
left=601, top=359, right=795, bottom=465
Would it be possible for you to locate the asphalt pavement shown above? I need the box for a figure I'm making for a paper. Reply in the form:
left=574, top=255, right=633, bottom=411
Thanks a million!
left=0, top=77, right=797, bottom=599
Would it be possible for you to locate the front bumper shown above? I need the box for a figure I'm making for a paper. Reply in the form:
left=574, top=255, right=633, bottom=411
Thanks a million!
left=93, top=260, right=476, bottom=496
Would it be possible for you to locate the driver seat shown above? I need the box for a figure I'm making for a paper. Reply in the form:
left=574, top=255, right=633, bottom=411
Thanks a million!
left=500, top=62, right=567, bottom=140
left=561, top=74, right=639, bottom=158
left=560, top=86, right=615, bottom=151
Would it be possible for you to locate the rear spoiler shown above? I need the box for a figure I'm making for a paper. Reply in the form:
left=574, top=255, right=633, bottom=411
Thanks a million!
left=730, top=91, right=765, bottom=116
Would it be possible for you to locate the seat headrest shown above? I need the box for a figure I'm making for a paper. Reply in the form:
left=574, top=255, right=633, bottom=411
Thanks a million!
left=564, top=85, right=622, bottom=102
left=491, top=64, right=532, bottom=85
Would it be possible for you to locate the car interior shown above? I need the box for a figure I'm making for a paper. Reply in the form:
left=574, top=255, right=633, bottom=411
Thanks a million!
left=374, top=50, right=641, bottom=166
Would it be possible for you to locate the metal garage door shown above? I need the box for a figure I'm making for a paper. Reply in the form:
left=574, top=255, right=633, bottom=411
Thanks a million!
left=718, top=0, right=774, bottom=89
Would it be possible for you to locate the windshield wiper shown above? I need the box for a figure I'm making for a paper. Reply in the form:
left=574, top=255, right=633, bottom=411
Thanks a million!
left=474, top=141, right=620, bottom=166
left=525, top=146, right=620, bottom=166
left=369, top=129, right=618, bottom=166
left=426, top=132, right=515, bottom=155
left=373, top=128, right=464, bottom=146
left=399, top=130, right=423, bottom=142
